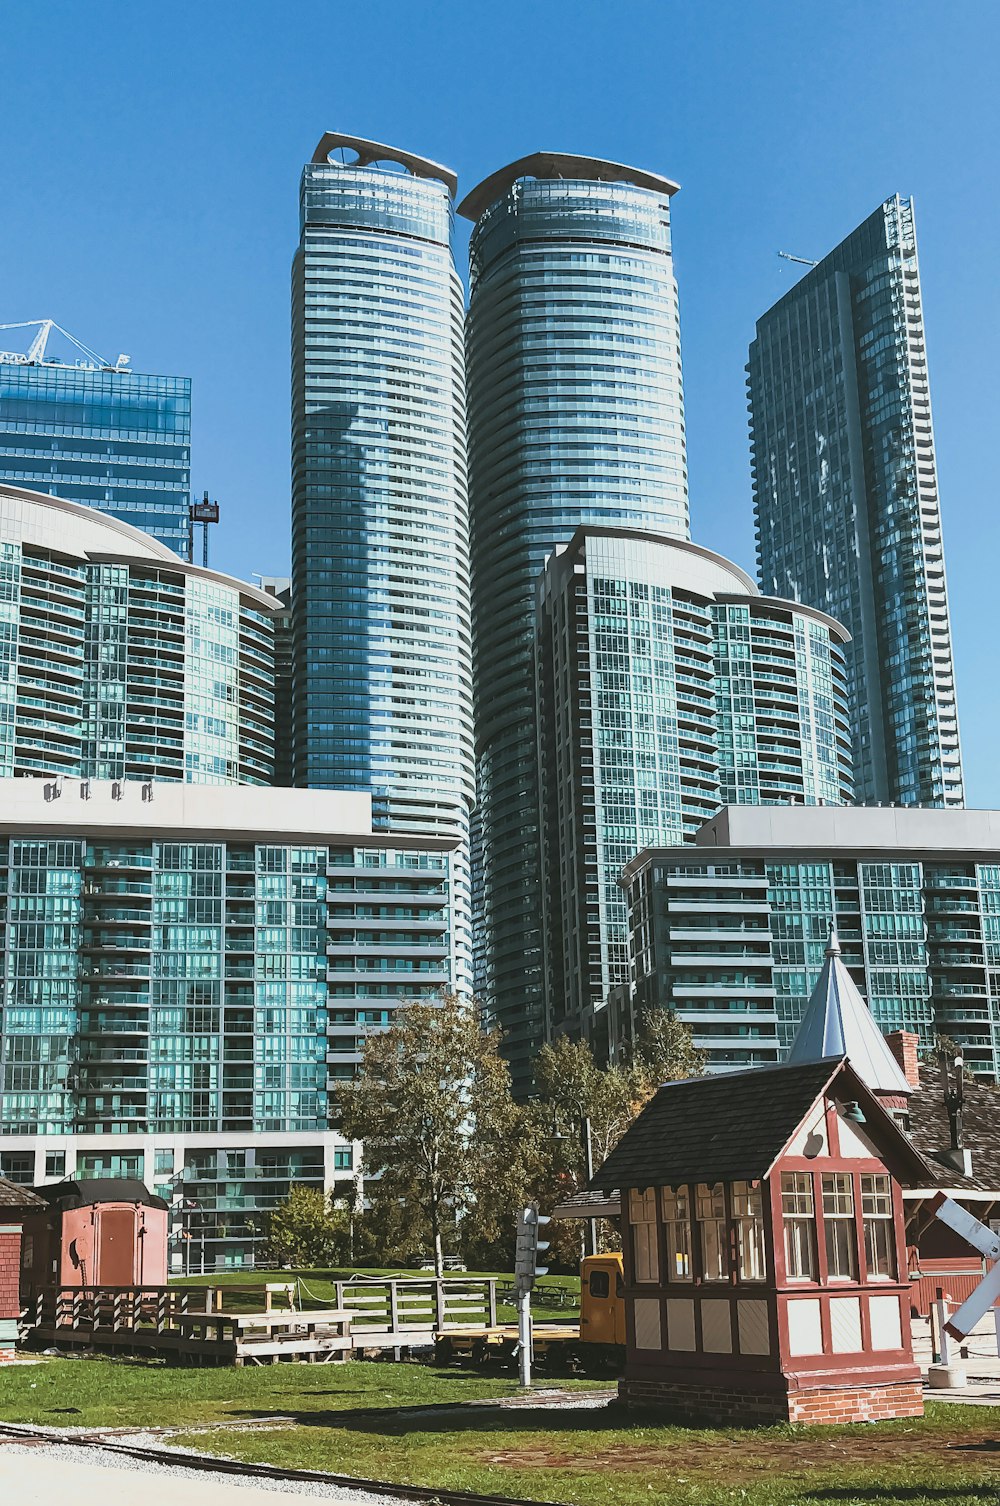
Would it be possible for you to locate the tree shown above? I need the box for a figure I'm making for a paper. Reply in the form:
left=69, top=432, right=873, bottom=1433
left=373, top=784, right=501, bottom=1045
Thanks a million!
left=630, top=1008, right=707, bottom=1095
left=337, top=992, right=528, bottom=1277
left=532, top=1012, right=705, bottom=1257
left=265, top=1184, right=348, bottom=1268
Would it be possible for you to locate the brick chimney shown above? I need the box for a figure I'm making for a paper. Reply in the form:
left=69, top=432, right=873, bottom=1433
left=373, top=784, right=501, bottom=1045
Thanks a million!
left=884, top=1031, right=921, bottom=1089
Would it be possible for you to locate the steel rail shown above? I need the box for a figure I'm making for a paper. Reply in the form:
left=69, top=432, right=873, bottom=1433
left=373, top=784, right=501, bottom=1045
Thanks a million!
left=0, top=1421, right=566, bottom=1506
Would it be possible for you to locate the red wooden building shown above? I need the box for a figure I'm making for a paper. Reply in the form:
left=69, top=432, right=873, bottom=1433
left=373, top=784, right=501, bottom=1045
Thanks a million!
left=591, top=1054, right=931, bottom=1424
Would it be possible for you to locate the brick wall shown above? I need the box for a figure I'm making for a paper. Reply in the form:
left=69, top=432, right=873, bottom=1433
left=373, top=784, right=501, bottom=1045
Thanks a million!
left=0, top=1227, right=24, bottom=1361
left=884, top=1031, right=921, bottom=1088
left=619, top=1376, right=924, bottom=1425
left=0, top=1230, right=20, bottom=1313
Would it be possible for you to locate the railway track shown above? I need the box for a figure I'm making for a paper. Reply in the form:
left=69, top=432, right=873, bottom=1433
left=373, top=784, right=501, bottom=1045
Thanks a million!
left=0, top=1419, right=567, bottom=1506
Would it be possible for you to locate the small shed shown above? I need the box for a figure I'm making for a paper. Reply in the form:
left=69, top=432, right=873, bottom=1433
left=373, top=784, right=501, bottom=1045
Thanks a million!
left=590, top=1056, right=930, bottom=1424
left=0, top=1178, right=45, bottom=1360
left=21, top=1179, right=169, bottom=1295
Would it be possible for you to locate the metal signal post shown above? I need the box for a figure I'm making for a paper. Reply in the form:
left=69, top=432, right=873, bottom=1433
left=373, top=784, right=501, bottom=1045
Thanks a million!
left=514, top=1203, right=551, bottom=1388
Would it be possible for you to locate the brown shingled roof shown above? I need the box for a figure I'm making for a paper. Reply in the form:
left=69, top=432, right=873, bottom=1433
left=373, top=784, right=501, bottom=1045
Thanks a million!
left=590, top=1057, right=931, bottom=1192
left=0, top=1177, right=45, bottom=1209
left=904, top=1060, right=1000, bottom=1196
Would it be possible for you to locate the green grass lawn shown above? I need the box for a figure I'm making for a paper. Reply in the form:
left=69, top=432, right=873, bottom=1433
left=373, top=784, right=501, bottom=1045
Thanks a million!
left=171, top=1267, right=581, bottom=1324
left=2, top=1358, right=1000, bottom=1505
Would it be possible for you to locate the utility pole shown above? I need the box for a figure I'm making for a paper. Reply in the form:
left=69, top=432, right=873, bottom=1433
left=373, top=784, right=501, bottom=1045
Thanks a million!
left=581, top=1114, right=598, bottom=1258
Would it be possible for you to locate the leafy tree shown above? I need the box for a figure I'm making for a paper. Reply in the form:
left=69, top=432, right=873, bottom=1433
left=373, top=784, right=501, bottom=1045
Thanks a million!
left=532, top=1012, right=705, bottom=1257
left=337, top=992, right=528, bottom=1277
left=631, top=1008, right=707, bottom=1094
left=265, top=1184, right=348, bottom=1268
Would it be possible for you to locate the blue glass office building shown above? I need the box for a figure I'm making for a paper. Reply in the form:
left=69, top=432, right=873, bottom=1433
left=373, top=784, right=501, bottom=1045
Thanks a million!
left=0, top=356, right=190, bottom=555
left=461, top=154, right=689, bottom=1088
left=291, top=135, right=473, bottom=989
left=748, top=197, right=963, bottom=807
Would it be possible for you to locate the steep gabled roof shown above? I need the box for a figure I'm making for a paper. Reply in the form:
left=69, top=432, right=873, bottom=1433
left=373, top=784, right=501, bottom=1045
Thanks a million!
left=786, top=927, right=912, bottom=1095
left=590, top=1057, right=930, bottom=1192
left=0, top=1177, right=45, bottom=1210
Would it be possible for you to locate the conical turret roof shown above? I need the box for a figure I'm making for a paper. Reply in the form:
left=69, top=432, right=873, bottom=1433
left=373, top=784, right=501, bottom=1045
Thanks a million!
left=786, top=926, right=912, bottom=1095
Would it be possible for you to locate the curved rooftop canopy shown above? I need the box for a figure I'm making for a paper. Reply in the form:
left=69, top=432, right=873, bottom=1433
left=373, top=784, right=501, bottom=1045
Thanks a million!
left=558, top=526, right=759, bottom=598
left=0, top=483, right=275, bottom=610
left=786, top=925, right=912, bottom=1095
left=311, top=133, right=458, bottom=197
left=458, top=151, right=680, bottom=221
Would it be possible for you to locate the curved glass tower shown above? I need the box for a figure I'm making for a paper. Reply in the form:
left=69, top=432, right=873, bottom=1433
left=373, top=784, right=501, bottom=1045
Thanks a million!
left=461, top=153, right=689, bottom=1088
left=0, top=482, right=275, bottom=784
left=536, top=526, right=854, bottom=1045
left=291, top=135, right=474, bottom=987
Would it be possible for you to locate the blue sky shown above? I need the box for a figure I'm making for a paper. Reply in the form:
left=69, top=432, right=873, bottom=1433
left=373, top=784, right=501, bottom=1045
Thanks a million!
left=2, top=1, right=998, bottom=802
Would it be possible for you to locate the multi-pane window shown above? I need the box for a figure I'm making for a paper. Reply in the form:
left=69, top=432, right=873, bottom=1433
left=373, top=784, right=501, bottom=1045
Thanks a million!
left=661, top=1186, right=691, bottom=1281
left=781, top=1172, right=816, bottom=1279
left=629, top=1187, right=660, bottom=1283
left=822, top=1173, right=857, bottom=1279
left=861, top=1174, right=896, bottom=1279
left=733, top=1180, right=766, bottom=1281
left=696, top=1183, right=728, bottom=1281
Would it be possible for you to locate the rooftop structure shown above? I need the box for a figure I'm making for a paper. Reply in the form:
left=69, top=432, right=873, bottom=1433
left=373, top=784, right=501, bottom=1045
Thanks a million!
left=786, top=928, right=913, bottom=1095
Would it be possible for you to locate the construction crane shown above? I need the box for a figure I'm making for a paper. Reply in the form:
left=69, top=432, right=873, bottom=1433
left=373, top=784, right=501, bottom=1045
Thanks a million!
left=778, top=251, right=819, bottom=269
left=0, top=319, right=130, bottom=370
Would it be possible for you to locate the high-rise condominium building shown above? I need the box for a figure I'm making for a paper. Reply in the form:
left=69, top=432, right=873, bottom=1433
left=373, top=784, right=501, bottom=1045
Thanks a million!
left=461, top=154, right=689, bottom=1089
left=536, top=527, right=853, bottom=1044
left=0, top=779, right=456, bottom=1270
left=0, top=327, right=191, bottom=554
left=748, top=196, right=963, bottom=807
left=0, top=485, right=275, bottom=784
left=622, top=805, right=1000, bottom=1077
left=291, top=134, right=473, bottom=991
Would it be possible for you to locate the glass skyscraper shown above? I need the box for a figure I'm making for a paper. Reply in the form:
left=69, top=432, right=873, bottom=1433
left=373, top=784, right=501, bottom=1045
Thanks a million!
left=291, top=134, right=473, bottom=990
left=748, top=196, right=963, bottom=807
left=461, top=153, right=689, bottom=1089
left=0, top=484, right=275, bottom=785
left=536, top=527, right=853, bottom=1044
left=0, top=351, right=190, bottom=555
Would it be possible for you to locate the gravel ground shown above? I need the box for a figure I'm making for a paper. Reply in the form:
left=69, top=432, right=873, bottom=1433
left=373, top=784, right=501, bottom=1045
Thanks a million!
left=0, top=1439, right=406, bottom=1506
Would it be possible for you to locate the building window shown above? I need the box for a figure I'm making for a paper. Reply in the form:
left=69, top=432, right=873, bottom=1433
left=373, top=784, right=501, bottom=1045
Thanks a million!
left=661, top=1186, right=692, bottom=1281
left=154, top=1149, right=174, bottom=1175
left=45, top=1152, right=65, bottom=1179
left=781, top=1172, right=816, bottom=1280
left=334, top=1148, right=354, bottom=1171
left=822, top=1173, right=857, bottom=1279
left=696, top=1183, right=728, bottom=1281
left=629, top=1187, right=659, bottom=1283
left=733, top=1180, right=766, bottom=1281
left=861, top=1174, right=896, bottom=1279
